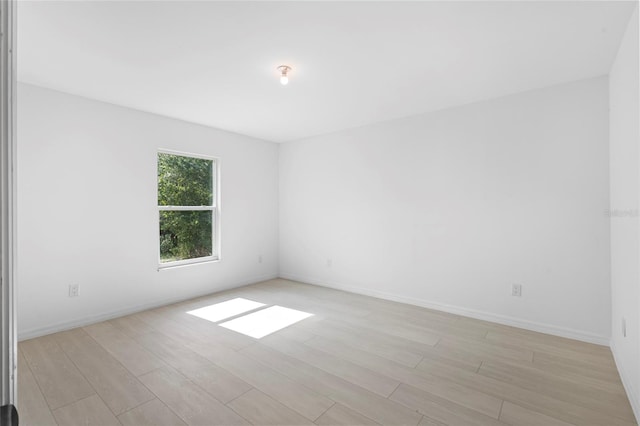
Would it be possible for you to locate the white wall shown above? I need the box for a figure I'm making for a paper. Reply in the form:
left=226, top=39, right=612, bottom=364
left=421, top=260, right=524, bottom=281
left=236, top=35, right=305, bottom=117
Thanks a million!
left=280, top=77, right=611, bottom=344
left=609, top=5, right=640, bottom=420
left=17, top=83, right=279, bottom=339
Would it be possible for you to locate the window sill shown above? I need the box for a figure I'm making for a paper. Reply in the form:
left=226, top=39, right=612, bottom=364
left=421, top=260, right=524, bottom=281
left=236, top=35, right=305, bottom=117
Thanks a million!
left=157, top=257, right=220, bottom=271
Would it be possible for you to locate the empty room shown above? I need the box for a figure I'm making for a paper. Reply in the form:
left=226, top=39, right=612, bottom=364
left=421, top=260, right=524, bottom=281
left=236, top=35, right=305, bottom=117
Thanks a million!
left=1, top=0, right=639, bottom=425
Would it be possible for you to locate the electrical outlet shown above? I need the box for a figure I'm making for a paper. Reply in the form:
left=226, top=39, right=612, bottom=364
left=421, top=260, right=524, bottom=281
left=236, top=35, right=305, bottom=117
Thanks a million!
left=326, top=258, right=332, bottom=268
left=258, top=255, right=263, bottom=264
left=622, top=317, right=627, bottom=337
left=511, top=284, right=522, bottom=297
left=69, top=284, right=79, bottom=298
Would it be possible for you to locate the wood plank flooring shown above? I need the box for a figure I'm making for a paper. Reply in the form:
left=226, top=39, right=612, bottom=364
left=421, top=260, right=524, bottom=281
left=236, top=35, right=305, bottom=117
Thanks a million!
left=17, top=279, right=637, bottom=426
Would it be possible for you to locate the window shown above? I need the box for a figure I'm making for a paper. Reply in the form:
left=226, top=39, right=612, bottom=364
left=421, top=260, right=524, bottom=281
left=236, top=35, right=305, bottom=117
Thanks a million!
left=157, top=151, right=218, bottom=267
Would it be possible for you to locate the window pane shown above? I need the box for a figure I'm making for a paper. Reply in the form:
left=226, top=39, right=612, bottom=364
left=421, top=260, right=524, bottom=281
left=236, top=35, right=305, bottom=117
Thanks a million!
left=158, top=153, right=213, bottom=206
left=159, top=210, right=213, bottom=262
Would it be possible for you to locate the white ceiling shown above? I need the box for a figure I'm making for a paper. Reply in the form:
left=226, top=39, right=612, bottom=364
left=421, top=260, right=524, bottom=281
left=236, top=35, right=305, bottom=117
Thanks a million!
left=18, top=1, right=637, bottom=142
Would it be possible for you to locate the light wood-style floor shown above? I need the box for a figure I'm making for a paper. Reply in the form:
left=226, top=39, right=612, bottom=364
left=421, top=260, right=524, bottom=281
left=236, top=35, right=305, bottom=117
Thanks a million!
left=17, top=279, right=637, bottom=426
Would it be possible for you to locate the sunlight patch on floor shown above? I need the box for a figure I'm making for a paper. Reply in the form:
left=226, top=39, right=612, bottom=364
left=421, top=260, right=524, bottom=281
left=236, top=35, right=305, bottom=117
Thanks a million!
left=186, top=298, right=266, bottom=323
left=219, top=306, right=313, bottom=338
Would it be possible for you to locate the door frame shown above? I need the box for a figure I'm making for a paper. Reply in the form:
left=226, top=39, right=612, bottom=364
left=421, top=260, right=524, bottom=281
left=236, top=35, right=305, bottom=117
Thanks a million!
left=0, top=0, right=17, bottom=406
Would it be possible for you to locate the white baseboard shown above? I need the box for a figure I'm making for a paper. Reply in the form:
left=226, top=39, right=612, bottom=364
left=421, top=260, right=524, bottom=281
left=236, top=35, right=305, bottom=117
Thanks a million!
left=279, top=273, right=610, bottom=346
left=18, top=273, right=278, bottom=341
left=610, top=340, right=640, bottom=423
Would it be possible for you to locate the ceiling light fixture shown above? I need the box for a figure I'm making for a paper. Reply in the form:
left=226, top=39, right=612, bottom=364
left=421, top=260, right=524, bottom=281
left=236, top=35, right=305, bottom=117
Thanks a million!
left=277, top=65, right=291, bottom=86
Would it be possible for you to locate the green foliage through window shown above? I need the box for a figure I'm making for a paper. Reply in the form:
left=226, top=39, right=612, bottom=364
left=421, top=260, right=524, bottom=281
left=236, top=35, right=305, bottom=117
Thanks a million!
left=158, top=153, right=215, bottom=263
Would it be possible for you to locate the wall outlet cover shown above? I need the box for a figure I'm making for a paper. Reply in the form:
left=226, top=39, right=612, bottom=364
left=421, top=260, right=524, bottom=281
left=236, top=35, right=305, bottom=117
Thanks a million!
left=511, top=284, right=522, bottom=297
left=69, top=284, right=79, bottom=297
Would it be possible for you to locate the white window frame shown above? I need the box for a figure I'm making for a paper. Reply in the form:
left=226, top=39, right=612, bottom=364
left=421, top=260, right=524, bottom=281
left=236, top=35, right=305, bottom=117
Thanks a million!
left=157, top=149, right=220, bottom=269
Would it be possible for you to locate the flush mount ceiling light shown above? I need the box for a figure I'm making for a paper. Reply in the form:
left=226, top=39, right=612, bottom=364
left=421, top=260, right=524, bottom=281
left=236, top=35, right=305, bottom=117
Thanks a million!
left=277, top=65, right=292, bottom=86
